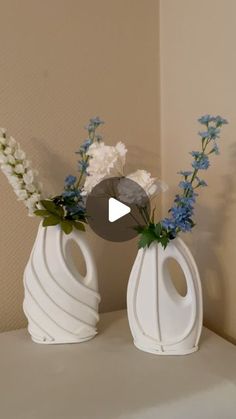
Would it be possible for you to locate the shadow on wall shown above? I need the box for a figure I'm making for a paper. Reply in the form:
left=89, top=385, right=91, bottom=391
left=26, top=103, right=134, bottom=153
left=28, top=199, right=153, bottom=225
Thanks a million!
left=32, top=139, right=161, bottom=189
left=31, top=136, right=73, bottom=196
left=126, top=144, right=160, bottom=177
left=190, top=142, right=236, bottom=344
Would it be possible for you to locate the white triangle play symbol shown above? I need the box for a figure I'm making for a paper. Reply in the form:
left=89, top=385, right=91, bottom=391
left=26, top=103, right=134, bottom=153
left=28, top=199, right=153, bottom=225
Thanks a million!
left=108, top=197, right=131, bottom=222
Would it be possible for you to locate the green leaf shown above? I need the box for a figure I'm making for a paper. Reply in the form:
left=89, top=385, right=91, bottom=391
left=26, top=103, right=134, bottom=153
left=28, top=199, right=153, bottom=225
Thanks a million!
left=60, top=220, right=73, bottom=234
left=73, top=221, right=85, bottom=232
left=34, top=209, right=50, bottom=217
left=42, top=215, right=60, bottom=227
left=133, top=225, right=146, bottom=234
left=154, top=222, right=162, bottom=237
left=41, top=200, right=64, bottom=217
left=159, top=236, right=169, bottom=249
left=138, top=229, right=157, bottom=249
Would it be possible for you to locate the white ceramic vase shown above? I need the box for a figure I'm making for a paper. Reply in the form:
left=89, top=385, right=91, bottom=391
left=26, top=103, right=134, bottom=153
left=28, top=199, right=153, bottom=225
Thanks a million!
left=127, top=237, right=203, bottom=355
left=23, top=223, right=100, bottom=344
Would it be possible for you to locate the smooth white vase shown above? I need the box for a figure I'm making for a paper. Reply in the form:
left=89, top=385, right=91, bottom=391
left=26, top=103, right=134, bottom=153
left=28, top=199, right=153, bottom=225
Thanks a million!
left=127, top=237, right=203, bottom=355
left=23, top=223, right=100, bottom=344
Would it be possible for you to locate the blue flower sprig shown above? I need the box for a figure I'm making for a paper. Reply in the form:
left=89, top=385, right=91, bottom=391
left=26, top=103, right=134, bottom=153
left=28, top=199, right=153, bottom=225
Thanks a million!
left=137, top=115, right=228, bottom=249
left=34, top=117, right=104, bottom=234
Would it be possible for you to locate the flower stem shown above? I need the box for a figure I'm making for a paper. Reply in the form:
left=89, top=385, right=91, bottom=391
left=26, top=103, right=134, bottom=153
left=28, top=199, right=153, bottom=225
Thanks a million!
left=75, top=128, right=96, bottom=190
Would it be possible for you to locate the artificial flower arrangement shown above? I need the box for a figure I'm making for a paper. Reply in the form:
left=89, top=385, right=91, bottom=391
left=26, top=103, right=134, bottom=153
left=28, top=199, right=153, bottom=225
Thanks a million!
left=0, top=117, right=165, bottom=233
left=132, top=114, right=228, bottom=248
left=0, top=117, right=115, bottom=234
left=0, top=115, right=227, bottom=248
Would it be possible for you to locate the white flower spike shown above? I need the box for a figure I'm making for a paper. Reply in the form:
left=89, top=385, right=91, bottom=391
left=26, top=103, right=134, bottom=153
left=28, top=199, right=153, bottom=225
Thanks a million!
left=0, top=129, right=42, bottom=216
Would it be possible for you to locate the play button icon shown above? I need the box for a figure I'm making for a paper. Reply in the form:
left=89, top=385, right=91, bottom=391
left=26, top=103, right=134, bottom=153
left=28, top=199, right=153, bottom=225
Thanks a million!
left=86, top=177, right=150, bottom=242
left=108, top=198, right=131, bottom=222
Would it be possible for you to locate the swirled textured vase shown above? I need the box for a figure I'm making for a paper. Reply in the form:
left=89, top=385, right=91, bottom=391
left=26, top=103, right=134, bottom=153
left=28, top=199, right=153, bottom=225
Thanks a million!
left=23, top=223, right=100, bottom=344
left=127, top=237, right=203, bottom=355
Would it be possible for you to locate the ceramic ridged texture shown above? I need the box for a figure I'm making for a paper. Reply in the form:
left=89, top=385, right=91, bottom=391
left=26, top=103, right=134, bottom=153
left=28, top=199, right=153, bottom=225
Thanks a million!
left=0, top=0, right=160, bottom=331
left=127, top=238, right=203, bottom=355
left=23, top=224, right=100, bottom=344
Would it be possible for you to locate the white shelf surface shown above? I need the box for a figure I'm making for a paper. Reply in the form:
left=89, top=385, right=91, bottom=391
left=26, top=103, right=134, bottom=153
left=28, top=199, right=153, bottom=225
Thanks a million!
left=0, top=310, right=235, bottom=419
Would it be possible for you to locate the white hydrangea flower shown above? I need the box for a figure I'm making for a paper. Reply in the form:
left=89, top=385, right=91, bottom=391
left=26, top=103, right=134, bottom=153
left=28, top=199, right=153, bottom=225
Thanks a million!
left=127, top=170, right=168, bottom=197
left=0, top=129, right=42, bottom=216
left=83, top=141, right=127, bottom=193
left=118, top=169, right=168, bottom=205
left=82, top=173, right=105, bottom=195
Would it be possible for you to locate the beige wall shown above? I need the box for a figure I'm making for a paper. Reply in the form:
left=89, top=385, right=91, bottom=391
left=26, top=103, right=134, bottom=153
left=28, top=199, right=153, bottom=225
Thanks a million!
left=1, top=0, right=235, bottom=345
left=0, top=0, right=160, bottom=332
left=160, top=0, right=236, bottom=342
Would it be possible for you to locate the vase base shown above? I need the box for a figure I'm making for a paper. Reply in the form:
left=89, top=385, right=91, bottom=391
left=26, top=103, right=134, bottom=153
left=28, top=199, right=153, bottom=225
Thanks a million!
left=31, top=333, right=97, bottom=345
left=133, top=340, right=199, bottom=356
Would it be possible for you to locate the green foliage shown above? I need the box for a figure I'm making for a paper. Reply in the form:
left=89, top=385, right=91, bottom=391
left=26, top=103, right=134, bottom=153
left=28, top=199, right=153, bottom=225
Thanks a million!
left=60, top=220, right=73, bottom=234
left=73, top=221, right=85, bottom=231
left=34, top=199, right=86, bottom=235
left=42, top=215, right=61, bottom=227
left=41, top=200, right=64, bottom=217
left=137, top=223, right=172, bottom=250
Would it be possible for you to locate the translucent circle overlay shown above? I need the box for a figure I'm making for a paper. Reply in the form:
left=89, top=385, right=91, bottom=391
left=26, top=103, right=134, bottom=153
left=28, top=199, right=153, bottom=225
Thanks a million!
left=86, top=177, right=150, bottom=242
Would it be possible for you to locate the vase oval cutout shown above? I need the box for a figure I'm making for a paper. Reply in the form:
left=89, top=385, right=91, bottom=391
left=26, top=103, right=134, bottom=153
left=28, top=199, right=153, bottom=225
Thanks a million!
left=164, top=258, right=187, bottom=297
left=127, top=238, right=203, bottom=355
left=64, top=237, right=87, bottom=281
left=23, top=223, right=100, bottom=344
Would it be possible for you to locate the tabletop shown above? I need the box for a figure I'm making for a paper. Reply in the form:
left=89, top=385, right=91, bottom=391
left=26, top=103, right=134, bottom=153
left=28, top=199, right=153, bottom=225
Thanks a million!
left=0, top=310, right=235, bottom=419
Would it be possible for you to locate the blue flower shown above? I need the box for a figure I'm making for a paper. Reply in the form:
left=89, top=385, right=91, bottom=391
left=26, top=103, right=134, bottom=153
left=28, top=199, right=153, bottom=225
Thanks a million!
left=171, top=205, right=193, bottom=220
left=67, top=204, right=86, bottom=216
left=192, top=154, right=210, bottom=170
left=198, top=115, right=215, bottom=125
left=170, top=207, right=193, bottom=232
left=177, top=219, right=193, bottom=232
left=207, top=127, right=220, bottom=140
left=162, top=205, right=194, bottom=233
left=179, top=181, right=193, bottom=191
left=76, top=139, right=92, bottom=155
left=161, top=218, right=176, bottom=231
left=198, top=130, right=209, bottom=139
left=174, top=194, right=197, bottom=207
left=65, top=175, right=77, bottom=187
left=90, top=116, right=104, bottom=126
left=158, top=114, right=227, bottom=243
left=198, top=127, right=220, bottom=140
left=213, top=115, right=228, bottom=126
left=78, top=160, right=89, bottom=172
left=196, top=178, right=207, bottom=187
left=212, top=143, right=220, bottom=155
left=62, top=190, right=78, bottom=199
left=190, top=151, right=201, bottom=158
left=178, top=170, right=193, bottom=177
left=85, top=117, right=104, bottom=131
